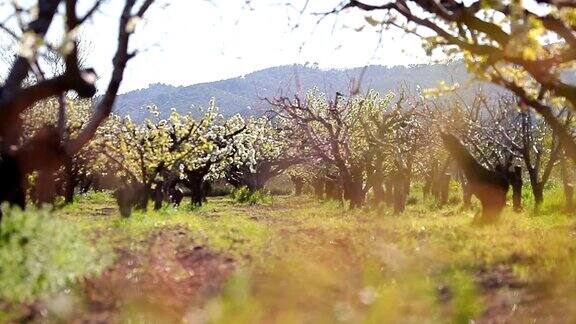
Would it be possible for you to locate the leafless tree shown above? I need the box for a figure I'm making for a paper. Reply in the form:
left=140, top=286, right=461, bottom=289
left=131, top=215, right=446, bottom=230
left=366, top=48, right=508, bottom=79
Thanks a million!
left=0, top=0, right=156, bottom=217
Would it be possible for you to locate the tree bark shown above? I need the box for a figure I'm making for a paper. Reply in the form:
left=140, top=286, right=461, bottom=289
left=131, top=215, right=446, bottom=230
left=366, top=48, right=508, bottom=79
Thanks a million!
left=372, top=177, right=386, bottom=206
left=290, top=175, right=304, bottom=196
left=342, top=169, right=364, bottom=208
left=384, top=179, right=394, bottom=207
left=531, top=182, right=544, bottom=207
left=312, top=177, right=325, bottom=200
left=153, top=181, right=164, bottom=210
left=439, top=173, right=451, bottom=206
left=560, top=152, right=575, bottom=212
left=189, top=180, right=204, bottom=206
left=0, top=152, right=26, bottom=221
left=510, top=166, right=523, bottom=212
left=63, top=158, right=75, bottom=204
left=392, top=171, right=407, bottom=214
left=441, top=132, right=509, bottom=222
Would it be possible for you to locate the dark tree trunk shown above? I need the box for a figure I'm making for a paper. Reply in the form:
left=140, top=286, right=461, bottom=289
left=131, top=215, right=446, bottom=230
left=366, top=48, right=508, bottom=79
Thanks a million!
left=64, top=158, right=75, bottom=204
left=189, top=180, right=203, bottom=206
left=246, top=176, right=265, bottom=193
left=457, top=171, right=472, bottom=208
left=423, top=175, right=432, bottom=200
left=342, top=169, right=364, bottom=208
left=186, top=175, right=205, bottom=207
left=565, top=185, right=574, bottom=212
left=170, top=185, right=184, bottom=206
left=439, top=173, right=451, bottom=206
left=441, top=133, right=509, bottom=222
left=227, top=163, right=278, bottom=193
left=427, top=160, right=440, bottom=201
left=532, top=182, right=544, bottom=207
left=184, top=166, right=211, bottom=207
left=384, top=179, right=394, bottom=207
left=0, top=152, right=25, bottom=220
left=312, top=177, right=324, bottom=200
left=372, top=177, right=385, bottom=206
left=526, top=165, right=544, bottom=207
left=560, top=153, right=575, bottom=212
left=510, top=166, right=523, bottom=212
left=290, top=175, right=304, bottom=196
left=404, top=161, right=413, bottom=197
left=202, top=181, right=211, bottom=202
left=115, top=188, right=132, bottom=218
left=392, top=171, right=406, bottom=214
left=153, top=181, right=164, bottom=210
left=114, top=182, right=147, bottom=218
left=135, top=186, right=149, bottom=211
left=347, top=184, right=364, bottom=208
left=325, top=178, right=342, bottom=201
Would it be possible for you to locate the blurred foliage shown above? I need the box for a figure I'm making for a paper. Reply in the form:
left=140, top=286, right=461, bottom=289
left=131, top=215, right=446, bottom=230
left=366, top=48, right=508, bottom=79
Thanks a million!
left=230, top=186, right=273, bottom=205
left=0, top=205, right=112, bottom=303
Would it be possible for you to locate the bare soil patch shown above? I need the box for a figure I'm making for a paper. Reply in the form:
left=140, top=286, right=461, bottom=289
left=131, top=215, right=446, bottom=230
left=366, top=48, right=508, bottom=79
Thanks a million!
left=73, top=226, right=235, bottom=322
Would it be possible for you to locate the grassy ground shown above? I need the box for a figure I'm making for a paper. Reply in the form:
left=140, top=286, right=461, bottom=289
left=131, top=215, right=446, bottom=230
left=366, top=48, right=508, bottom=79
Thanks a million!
left=1, top=187, right=576, bottom=323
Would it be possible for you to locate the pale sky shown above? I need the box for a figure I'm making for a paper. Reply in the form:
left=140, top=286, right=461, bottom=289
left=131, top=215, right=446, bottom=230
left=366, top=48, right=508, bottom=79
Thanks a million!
left=2, top=0, right=433, bottom=93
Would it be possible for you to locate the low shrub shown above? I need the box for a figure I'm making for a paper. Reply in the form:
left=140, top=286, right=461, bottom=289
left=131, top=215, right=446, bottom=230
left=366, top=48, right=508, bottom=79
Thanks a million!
left=0, top=205, right=112, bottom=302
left=230, top=187, right=273, bottom=205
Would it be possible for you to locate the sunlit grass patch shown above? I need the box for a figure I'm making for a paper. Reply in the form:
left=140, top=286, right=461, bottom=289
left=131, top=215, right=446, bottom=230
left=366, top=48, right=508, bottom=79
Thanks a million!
left=0, top=205, right=113, bottom=304
left=99, top=199, right=269, bottom=259
left=16, top=190, right=576, bottom=322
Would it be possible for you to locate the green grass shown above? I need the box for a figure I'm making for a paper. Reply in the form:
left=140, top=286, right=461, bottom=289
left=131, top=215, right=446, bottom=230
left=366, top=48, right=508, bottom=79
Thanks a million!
left=203, top=189, right=576, bottom=323
left=60, top=192, right=270, bottom=259
left=2, top=185, right=576, bottom=322
left=0, top=205, right=112, bottom=304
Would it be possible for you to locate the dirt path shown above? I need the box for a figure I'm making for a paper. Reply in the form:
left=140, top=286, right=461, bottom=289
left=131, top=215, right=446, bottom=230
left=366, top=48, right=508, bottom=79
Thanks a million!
left=73, top=226, right=234, bottom=323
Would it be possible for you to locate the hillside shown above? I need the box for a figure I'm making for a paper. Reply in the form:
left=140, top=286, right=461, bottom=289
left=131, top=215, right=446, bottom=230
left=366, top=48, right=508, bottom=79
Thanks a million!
left=114, top=62, right=495, bottom=120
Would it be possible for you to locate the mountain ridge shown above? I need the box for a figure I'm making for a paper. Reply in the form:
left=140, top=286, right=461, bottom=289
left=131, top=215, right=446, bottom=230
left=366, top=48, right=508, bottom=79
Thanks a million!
left=114, top=62, right=490, bottom=120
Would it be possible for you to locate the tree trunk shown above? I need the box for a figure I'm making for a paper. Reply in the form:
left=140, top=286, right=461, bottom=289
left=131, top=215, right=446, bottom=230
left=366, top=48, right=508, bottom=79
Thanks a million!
left=474, top=183, right=507, bottom=222
left=560, top=152, right=574, bottom=212
left=202, top=181, right=211, bottom=202
left=64, top=158, right=75, bottom=204
left=0, top=152, right=26, bottom=221
left=392, top=172, right=406, bottom=214
left=510, top=166, right=523, bottom=212
left=32, top=167, right=60, bottom=206
left=294, top=181, right=304, bottom=196
left=423, top=175, right=432, bottom=200
left=526, top=165, right=544, bottom=207
left=115, top=182, right=147, bottom=217
left=343, top=175, right=364, bottom=208
left=169, top=184, right=184, bottom=206
left=384, top=179, right=394, bottom=207
left=189, top=179, right=203, bottom=206
left=290, top=175, right=304, bottom=196
left=245, top=173, right=266, bottom=193
left=372, top=178, right=385, bottom=206
left=135, top=186, right=149, bottom=211
left=441, top=132, right=509, bottom=222
left=325, top=179, right=338, bottom=200
left=532, top=182, right=544, bottom=207
left=115, top=187, right=132, bottom=218
left=153, top=181, right=164, bottom=210
left=439, top=173, right=451, bottom=206
left=312, top=178, right=324, bottom=200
